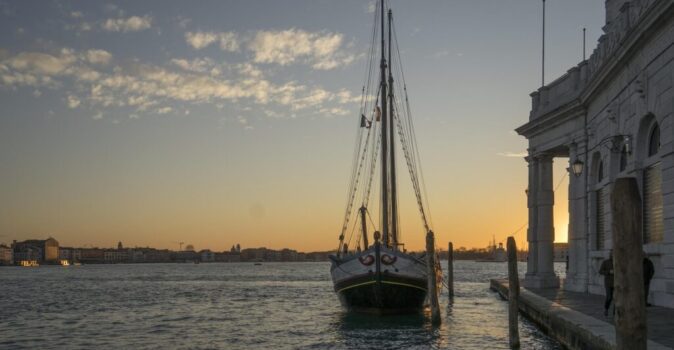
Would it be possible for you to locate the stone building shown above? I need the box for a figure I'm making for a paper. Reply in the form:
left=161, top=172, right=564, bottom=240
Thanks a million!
left=0, top=244, right=13, bottom=265
left=516, top=0, right=674, bottom=307
left=11, top=237, right=59, bottom=264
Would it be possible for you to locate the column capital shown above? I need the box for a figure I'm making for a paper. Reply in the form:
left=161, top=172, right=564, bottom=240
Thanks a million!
left=533, top=153, right=554, bottom=162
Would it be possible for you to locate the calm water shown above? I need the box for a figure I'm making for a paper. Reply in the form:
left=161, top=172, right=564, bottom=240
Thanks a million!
left=0, top=261, right=565, bottom=349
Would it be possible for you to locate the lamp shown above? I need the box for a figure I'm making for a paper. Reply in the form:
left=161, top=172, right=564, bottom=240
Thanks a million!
left=623, top=135, right=632, bottom=155
left=571, top=159, right=584, bottom=177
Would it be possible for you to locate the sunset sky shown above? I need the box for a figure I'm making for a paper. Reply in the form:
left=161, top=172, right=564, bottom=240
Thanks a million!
left=0, top=1, right=604, bottom=252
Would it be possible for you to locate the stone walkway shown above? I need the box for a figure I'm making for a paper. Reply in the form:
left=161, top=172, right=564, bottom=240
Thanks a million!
left=529, top=287, right=674, bottom=348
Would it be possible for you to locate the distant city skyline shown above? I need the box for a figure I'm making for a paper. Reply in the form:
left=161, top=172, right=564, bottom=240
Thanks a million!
left=0, top=1, right=604, bottom=251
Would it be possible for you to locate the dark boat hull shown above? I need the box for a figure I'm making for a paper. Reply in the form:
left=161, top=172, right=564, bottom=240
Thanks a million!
left=330, top=245, right=433, bottom=314
left=336, top=274, right=427, bottom=313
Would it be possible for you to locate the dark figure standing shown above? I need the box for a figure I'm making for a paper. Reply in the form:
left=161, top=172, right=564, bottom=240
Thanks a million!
left=599, top=251, right=614, bottom=316
left=643, top=255, right=655, bottom=306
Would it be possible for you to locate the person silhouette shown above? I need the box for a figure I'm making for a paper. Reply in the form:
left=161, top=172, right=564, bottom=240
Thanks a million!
left=599, top=251, right=614, bottom=317
left=643, top=254, right=655, bottom=307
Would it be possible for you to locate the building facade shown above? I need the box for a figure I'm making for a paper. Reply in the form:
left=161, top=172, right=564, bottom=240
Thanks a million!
left=0, top=244, right=13, bottom=265
left=11, top=237, right=59, bottom=264
left=517, top=0, right=674, bottom=307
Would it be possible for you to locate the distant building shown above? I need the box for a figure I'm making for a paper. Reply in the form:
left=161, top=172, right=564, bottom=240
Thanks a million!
left=241, top=248, right=266, bottom=261
left=199, top=250, right=215, bottom=263
left=11, top=237, right=59, bottom=264
left=59, top=247, right=82, bottom=263
left=80, top=248, right=105, bottom=264
left=104, top=249, right=128, bottom=263
left=492, top=243, right=507, bottom=262
left=0, top=244, right=13, bottom=265
left=553, top=243, right=569, bottom=263
left=175, top=250, right=198, bottom=262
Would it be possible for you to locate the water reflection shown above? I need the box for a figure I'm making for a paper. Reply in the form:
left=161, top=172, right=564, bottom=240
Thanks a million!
left=335, top=310, right=442, bottom=349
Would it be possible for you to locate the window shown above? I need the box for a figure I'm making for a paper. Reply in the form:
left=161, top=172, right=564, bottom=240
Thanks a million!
left=644, top=122, right=663, bottom=243
left=644, top=163, right=663, bottom=243
left=595, top=158, right=605, bottom=250
left=619, top=145, right=628, bottom=172
left=596, top=188, right=605, bottom=250
left=648, top=124, right=660, bottom=157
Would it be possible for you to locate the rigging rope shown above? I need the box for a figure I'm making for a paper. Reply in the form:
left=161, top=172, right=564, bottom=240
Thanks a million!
left=337, top=3, right=382, bottom=253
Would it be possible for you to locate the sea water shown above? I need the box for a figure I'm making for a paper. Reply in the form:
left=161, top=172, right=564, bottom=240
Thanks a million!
left=0, top=261, right=564, bottom=349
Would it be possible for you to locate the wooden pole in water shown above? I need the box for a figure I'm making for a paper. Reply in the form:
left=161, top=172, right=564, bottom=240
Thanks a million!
left=611, top=178, right=646, bottom=350
left=507, top=236, right=520, bottom=349
left=426, top=231, right=441, bottom=325
left=447, top=242, right=454, bottom=298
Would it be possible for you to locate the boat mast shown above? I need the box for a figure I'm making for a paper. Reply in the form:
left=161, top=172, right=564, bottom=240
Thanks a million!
left=388, top=8, right=398, bottom=249
left=379, top=0, right=390, bottom=247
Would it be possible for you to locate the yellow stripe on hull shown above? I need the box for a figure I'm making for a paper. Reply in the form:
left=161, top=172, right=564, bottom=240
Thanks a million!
left=336, top=280, right=427, bottom=293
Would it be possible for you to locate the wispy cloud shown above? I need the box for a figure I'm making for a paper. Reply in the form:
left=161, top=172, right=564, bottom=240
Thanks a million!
left=85, top=49, right=112, bottom=65
left=249, top=29, right=355, bottom=70
left=497, top=151, right=528, bottom=158
left=0, top=47, right=359, bottom=120
left=67, top=95, right=80, bottom=108
left=102, top=16, right=152, bottom=32
left=184, top=31, right=239, bottom=51
left=365, top=1, right=376, bottom=13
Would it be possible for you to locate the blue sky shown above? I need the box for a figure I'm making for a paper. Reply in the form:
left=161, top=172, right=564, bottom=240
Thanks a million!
left=0, top=1, right=605, bottom=250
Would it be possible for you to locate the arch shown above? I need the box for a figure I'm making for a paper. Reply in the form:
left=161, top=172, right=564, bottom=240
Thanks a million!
left=648, top=123, right=660, bottom=157
left=635, top=113, right=659, bottom=162
left=590, top=152, right=603, bottom=185
left=619, top=144, right=628, bottom=172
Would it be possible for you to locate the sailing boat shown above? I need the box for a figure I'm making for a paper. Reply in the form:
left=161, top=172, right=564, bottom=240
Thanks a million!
left=329, top=0, right=441, bottom=314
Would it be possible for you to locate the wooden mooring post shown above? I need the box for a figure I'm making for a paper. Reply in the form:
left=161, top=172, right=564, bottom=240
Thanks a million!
left=507, top=236, right=520, bottom=349
left=426, top=231, right=441, bottom=325
left=447, top=242, right=454, bottom=299
left=611, top=178, right=647, bottom=350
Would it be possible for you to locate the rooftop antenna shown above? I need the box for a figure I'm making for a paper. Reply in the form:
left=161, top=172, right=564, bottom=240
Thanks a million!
left=173, top=241, right=184, bottom=251
left=542, top=0, right=546, bottom=87
left=582, top=27, right=587, bottom=61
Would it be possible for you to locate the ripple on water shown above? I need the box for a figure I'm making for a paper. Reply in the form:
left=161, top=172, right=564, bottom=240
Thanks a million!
left=0, top=261, right=563, bottom=349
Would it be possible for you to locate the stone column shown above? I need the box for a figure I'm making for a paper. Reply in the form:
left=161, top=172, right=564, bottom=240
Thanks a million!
left=525, top=156, right=539, bottom=279
left=564, top=142, right=588, bottom=292
left=526, top=154, right=560, bottom=288
left=565, top=143, right=589, bottom=292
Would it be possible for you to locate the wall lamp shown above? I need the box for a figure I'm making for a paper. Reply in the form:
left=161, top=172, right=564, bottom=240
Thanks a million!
left=571, top=134, right=632, bottom=177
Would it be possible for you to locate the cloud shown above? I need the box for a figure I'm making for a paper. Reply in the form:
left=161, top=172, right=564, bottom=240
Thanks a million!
left=320, top=107, right=349, bottom=116
left=170, top=57, right=214, bottom=73
left=177, top=17, right=191, bottom=29
left=85, top=49, right=111, bottom=65
left=236, top=115, right=253, bottom=129
left=70, top=11, right=83, bottom=18
left=156, top=106, right=173, bottom=114
left=0, top=47, right=361, bottom=120
left=182, top=28, right=357, bottom=70
left=6, top=49, right=76, bottom=75
left=92, top=112, right=103, bottom=120
left=249, top=29, right=355, bottom=70
left=0, top=48, right=110, bottom=87
left=497, top=151, right=528, bottom=158
left=102, top=16, right=152, bottom=32
left=365, top=1, right=376, bottom=13
left=67, top=95, right=80, bottom=108
left=185, top=31, right=239, bottom=51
